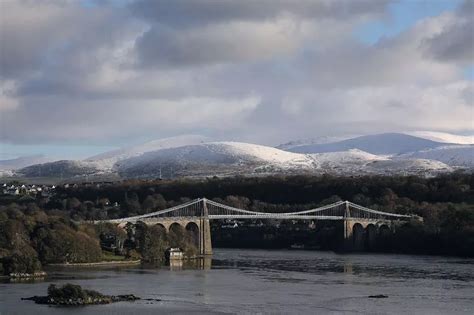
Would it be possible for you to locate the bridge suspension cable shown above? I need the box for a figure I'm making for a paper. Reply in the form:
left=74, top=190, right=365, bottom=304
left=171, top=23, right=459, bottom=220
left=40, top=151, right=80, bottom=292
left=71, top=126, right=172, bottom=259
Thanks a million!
left=98, top=197, right=414, bottom=224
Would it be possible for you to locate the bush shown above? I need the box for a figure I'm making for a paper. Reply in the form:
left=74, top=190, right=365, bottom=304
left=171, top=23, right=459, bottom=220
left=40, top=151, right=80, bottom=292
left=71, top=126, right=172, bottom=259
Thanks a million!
left=126, top=249, right=142, bottom=260
left=47, top=283, right=103, bottom=300
left=2, top=249, right=42, bottom=275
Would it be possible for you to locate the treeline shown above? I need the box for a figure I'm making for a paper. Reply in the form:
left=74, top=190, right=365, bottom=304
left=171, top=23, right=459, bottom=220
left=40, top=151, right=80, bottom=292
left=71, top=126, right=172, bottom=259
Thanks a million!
left=51, top=173, right=473, bottom=257
left=40, top=174, right=472, bottom=227
left=0, top=203, right=199, bottom=275
left=0, top=173, right=473, bottom=271
left=0, top=203, right=102, bottom=275
left=51, top=172, right=473, bottom=213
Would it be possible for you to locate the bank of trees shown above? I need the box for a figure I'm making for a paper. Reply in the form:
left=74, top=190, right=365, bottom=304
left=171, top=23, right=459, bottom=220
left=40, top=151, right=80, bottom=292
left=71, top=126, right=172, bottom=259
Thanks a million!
left=123, top=223, right=198, bottom=263
left=0, top=202, right=200, bottom=275
left=0, top=203, right=102, bottom=275
left=55, top=173, right=473, bottom=257
left=0, top=173, right=473, bottom=272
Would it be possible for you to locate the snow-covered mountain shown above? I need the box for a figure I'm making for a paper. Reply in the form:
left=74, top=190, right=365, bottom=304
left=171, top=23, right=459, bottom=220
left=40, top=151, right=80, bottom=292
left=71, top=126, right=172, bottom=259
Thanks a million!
left=0, top=155, right=55, bottom=171
left=86, top=135, right=211, bottom=171
left=14, top=135, right=213, bottom=179
left=364, top=158, right=452, bottom=175
left=18, top=160, right=105, bottom=178
left=276, top=135, right=357, bottom=151
left=398, top=145, right=474, bottom=167
left=117, top=142, right=317, bottom=178
left=405, top=131, right=474, bottom=145
left=116, top=143, right=453, bottom=179
left=6, top=132, right=472, bottom=180
left=286, top=133, right=446, bottom=155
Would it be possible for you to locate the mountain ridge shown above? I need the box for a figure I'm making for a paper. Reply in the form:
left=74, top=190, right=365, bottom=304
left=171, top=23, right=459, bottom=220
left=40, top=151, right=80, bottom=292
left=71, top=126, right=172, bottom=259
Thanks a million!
left=3, top=132, right=472, bottom=180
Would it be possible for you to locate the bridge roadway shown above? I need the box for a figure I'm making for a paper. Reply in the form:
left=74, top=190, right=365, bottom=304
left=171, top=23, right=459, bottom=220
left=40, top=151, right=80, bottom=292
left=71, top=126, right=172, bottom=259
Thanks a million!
left=96, top=198, right=416, bottom=255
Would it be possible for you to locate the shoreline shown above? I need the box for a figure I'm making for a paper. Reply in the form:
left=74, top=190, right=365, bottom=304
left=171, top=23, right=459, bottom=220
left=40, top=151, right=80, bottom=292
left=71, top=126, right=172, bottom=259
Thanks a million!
left=1, top=271, right=47, bottom=280
left=47, top=260, right=141, bottom=267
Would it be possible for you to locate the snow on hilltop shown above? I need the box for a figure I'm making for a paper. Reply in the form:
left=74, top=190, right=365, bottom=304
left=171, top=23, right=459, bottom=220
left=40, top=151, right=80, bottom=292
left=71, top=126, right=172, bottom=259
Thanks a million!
left=405, top=131, right=474, bottom=145
left=9, top=133, right=470, bottom=180
left=286, top=133, right=446, bottom=155
left=399, top=145, right=474, bottom=167
left=117, top=142, right=318, bottom=178
left=117, top=143, right=453, bottom=179
left=276, top=135, right=357, bottom=151
left=310, top=149, right=387, bottom=167
left=0, top=155, right=55, bottom=171
left=208, top=142, right=315, bottom=167
left=86, top=135, right=211, bottom=171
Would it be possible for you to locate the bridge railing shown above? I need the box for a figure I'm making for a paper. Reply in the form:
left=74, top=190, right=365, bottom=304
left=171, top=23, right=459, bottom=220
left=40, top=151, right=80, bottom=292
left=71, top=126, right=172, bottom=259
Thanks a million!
left=103, top=198, right=202, bottom=224
left=346, top=202, right=412, bottom=220
left=96, top=198, right=415, bottom=224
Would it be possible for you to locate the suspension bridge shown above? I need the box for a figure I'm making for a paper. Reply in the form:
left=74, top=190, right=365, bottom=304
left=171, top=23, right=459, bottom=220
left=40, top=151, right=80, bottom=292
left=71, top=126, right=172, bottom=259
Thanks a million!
left=96, top=198, right=416, bottom=255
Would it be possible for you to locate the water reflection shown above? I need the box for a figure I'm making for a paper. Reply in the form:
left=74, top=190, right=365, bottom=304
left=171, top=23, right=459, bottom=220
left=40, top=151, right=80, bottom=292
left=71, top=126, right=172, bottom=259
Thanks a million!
left=169, top=257, right=212, bottom=271
left=169, top=259, right=183, bottom=271
left=343, top=261, right=353, bottom=274
left=211, top=250, right=474, bottom=282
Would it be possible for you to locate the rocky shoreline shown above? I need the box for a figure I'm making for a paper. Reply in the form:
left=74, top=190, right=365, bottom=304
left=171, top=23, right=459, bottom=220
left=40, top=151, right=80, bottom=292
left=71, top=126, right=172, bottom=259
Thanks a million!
left=47, top=260, right=141, bottom=267
left=22, top=294, right=140, bottom=306
left=8, top=271, right=47, bottom=279
left=22, top=283, right=141, bottom=306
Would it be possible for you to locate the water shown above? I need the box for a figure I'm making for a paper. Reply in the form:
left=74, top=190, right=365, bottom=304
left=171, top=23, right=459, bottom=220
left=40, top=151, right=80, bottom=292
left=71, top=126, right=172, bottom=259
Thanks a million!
left=1, top=249, right=473, bottom=314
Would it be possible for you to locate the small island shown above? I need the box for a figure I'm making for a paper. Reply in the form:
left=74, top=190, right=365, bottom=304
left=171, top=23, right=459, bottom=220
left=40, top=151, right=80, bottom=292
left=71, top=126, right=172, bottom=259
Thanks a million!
left=23, top=283, right=140, bottom=306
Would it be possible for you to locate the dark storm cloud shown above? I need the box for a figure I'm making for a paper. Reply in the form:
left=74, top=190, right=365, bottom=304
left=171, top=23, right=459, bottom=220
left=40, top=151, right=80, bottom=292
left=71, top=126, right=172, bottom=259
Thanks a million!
left=0, top=1, right=130, bottom=80
left=424, top=0, right=474, bottom=64
left=132, top=0, right=392, bottom=68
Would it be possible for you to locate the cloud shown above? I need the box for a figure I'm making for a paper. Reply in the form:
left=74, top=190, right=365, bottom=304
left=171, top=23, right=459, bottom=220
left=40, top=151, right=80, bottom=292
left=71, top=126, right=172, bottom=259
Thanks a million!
left=0, top=0, right=471, bottom=150
left=130, top=0, right=390, bottom=27
left=132, top=0, right=391, bottom=68
left=0, top=80, right=18, bottom=109
left=423, top=0, right=474, bottom=64
left=0, top=1, right=134, bottom=80
left=135, top=19, right=302, bottom=68
left=0, top=95, right=259, bottom=143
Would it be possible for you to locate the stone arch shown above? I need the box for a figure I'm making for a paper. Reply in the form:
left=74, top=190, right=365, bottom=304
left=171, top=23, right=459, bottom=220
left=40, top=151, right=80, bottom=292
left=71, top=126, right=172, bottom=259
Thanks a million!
left=379, top=224, right=391, bottom=237
left=133, top=221, right=148, bottom=249
left=352, top=223, right=365, bottom=251
left=169, top=222, right=184, bottom=232
left=122, top=221, right=135, bottom=236
left=117, top=222, right=128, bottom=229
left=154, top=223, right=167, bottom=233
left=185, top=222, right=200, bottom=249
left=378, top=224, right=391, bottom=248
left=365, top=224, right=377, bottom=251
left=168, top=222, right=185, bottom=248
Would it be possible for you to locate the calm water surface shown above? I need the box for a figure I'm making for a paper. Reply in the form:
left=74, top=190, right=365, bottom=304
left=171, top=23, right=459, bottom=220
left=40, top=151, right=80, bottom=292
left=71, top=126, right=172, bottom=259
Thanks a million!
left=1, top=249, right=473, bottom=314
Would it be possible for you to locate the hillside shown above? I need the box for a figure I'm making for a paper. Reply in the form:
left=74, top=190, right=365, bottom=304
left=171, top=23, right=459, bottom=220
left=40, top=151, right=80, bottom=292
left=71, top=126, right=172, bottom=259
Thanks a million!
left=117, top=142, right=317, bottom=178
left=286, top=133, right=446, bottom=155
left=0, top=155, right=55, bottom=171
left=86, top=135, right=211, bottom=171
left=6, top=133, right=472, bottom=181
left=399, top=145, right=474, bottom=167
left=406, top=131, right=474, bottom=145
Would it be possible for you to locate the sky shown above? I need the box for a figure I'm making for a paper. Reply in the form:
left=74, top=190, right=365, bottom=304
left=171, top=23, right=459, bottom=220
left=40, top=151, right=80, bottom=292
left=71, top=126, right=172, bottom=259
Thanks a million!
left=0, top=0, right=473, bottom=160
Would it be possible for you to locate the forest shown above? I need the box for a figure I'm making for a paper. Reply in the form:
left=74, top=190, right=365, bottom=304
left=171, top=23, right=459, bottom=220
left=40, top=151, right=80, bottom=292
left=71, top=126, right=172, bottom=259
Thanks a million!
left=1, top=173, right=473, bottom=275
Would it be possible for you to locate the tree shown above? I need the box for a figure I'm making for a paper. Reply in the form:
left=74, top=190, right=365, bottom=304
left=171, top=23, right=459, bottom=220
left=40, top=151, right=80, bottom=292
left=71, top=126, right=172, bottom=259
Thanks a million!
left=141, top=225, right=168, bottom=262
left=66, top=198, right=82, bottom=210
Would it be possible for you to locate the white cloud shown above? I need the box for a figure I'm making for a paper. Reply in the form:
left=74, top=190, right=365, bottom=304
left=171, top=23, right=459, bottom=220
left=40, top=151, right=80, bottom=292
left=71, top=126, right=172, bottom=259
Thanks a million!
left=0, top=0, right=472, bottom=148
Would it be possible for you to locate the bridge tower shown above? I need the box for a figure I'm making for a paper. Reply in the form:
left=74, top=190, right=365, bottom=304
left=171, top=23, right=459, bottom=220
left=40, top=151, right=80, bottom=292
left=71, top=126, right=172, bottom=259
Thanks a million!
left=343, top=201, right=354, bottom=251
left=199, top=198, right=213, bottom=256
left=342, top=201, right=370, bottom=251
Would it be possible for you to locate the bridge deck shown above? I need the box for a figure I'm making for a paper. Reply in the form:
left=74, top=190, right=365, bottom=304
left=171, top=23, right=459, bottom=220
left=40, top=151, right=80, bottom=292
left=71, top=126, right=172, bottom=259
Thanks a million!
left=96, top=198, right=414, bottom=225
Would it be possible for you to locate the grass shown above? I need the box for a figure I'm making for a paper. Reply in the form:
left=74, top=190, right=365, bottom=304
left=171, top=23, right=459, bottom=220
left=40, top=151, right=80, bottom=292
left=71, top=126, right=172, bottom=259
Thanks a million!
left=101, top=251, right=127, bottom=262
